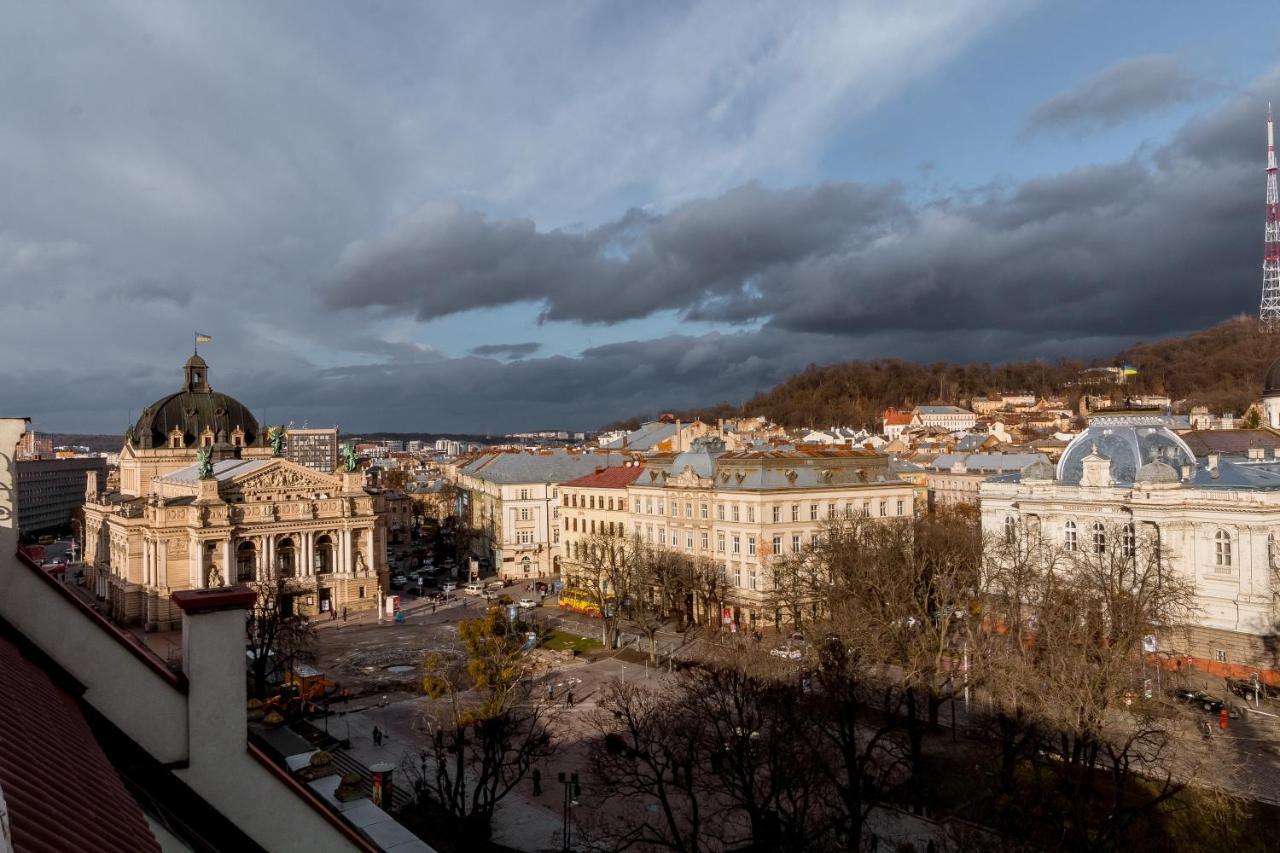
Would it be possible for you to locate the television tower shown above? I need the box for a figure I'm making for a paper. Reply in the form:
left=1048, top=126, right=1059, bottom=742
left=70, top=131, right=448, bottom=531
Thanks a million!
left=1260, top=104, right=1280, bottom=332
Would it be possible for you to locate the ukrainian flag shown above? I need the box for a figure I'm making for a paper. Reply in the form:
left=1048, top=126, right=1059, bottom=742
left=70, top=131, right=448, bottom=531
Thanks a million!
left=195, top=333, right=212, bottom=343
left=1122, top=364, right=1138, bottom=376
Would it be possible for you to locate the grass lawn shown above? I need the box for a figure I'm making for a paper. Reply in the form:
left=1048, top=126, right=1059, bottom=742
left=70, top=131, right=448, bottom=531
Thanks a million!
left=541, top=630, right=604, bottom=653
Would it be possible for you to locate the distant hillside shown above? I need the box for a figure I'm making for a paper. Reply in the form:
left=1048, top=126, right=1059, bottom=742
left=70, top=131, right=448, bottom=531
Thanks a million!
left=605, top=316, right=1280, bottom=431
left=1115, top=315, right=1280, bottom=416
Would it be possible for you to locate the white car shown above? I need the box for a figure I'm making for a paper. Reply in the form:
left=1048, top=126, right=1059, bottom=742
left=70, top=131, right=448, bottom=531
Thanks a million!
left=518, top=598, right=537, bottom=609
left=463, top=582, right=483, bottom=596
left=769, top=646, right=803, bottom=660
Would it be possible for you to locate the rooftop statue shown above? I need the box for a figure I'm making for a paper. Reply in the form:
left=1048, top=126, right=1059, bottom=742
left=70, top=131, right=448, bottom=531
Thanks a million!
left=268, top=426, right=285, bottom=457
left=342, top=443, right=359, bottom=473
left=196, top=447, right=214, bottom=480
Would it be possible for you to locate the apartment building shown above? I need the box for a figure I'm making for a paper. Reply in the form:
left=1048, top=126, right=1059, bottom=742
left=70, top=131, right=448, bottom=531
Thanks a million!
left=626, top=441, right=916, bottom=631
left=454, top=449, right=630, bottom=579
left=558, top=464, right=645, bottom=587
left=910, top=405, right=977, bottom=432
left=284, top=427, right=339, bottom=472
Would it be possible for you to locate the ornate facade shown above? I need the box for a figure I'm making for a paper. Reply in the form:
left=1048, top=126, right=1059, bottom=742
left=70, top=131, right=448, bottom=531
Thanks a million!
left=82, top=354, right=388, bottom=629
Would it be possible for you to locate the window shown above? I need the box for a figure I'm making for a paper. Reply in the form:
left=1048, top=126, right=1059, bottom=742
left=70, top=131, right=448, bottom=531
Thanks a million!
left=810, top=504, right=818, bottom=521
left=520, top=508, right=529, bottom=521
left=700, top=503, right=709, bottom=520
left=563, top=495, right=570, bottom=506
left=749, top=569, right=758, bottom=591
left=746, top=505, right=755, bottom=523
left=1092, top=522, right=1105, bottom=555
left=844, top=502, right=853, bottom=517
left=517, top=530, right=533, bottom=545
left=700, top=532, right=709, bottom=550
left=671, top=501, right=678, bottom=518
left=733, top=565, right=742, bottom=587
left=732, top=535, right=741, bottom=555
left=519, top=489, right=529, bottom=500
left=686, top=532, right=694, bottom=549
left=659, top=527, right=667, bottom=546
left=1122, top=523, right=1136, bottom=558
left=358, top=586, right=365, bottom=599
left=1004, top=516, right=1017, bottom=544
left=1215, top=649, right=1228, bottom=663
left=862, top=502, right=870, bottom=518
left=897, top=499, right=905, bottom=516
left=717, top=533, right=726, bottom=552
left=791, top=504, right=800, bottom=521
left=731, top=504, right=740, bottom=522
left=772, top=505, right=781, bottom=523
left=772, top=535, right=782, bottom=554
left=747, top=536, right=756, bottom=556
left=553, top=528, right=560, bottom=544
left=879, top=501, right=887, bottom=517
left=717, top=504, right=725, bottom=521
left=646, top=498, right=653, bottom=514
left=657, top=499, right=665, bottom=515
left=1065, top=521, right=1077, bottom=551
left=810, top=533, right=819, bottom=548
left=685, top=501, right=692, bottom=518
left=634, top=498, right=641, bottom=513
left=828, top=503, right=836, bottom=518
left=792, top=535, right=800, bottom=553
left=589, top=495, right=595, bottom=510
left=646, top=525, right=653, bottom=543
left=1215, top=530, right=1232, bottom=568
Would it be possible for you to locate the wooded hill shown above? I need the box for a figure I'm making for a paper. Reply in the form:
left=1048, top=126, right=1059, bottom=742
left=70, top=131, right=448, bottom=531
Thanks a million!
left=610, top=316, right=1280, bottom=431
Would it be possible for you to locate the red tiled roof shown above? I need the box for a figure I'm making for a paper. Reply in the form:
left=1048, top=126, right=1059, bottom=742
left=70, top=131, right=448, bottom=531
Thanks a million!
left=560, top=466, right=646, bottom=489
left=883, top=411, right=912, bottom=425
left=0, top=634, right=162, bottom=853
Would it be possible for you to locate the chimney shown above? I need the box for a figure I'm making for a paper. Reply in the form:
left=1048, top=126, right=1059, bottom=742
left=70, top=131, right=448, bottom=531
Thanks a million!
left=1207, top=453, right=1220, bottom=477
left=172, top=587, right=258, bottom=771
left=1249, top=447, right=1265, bottom=461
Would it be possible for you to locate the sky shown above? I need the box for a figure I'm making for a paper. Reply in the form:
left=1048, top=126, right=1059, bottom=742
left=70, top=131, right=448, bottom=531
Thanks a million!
left=2, top=1, right=1279, bottom=434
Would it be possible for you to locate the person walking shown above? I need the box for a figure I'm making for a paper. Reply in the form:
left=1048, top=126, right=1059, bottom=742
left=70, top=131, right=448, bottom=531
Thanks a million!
left=342, top=606, right=348, bottom=623
left=531, top=767, right=542, bottom=796
left=373, top=725, right=383, bottom=747
left=566, top=690, right=574, bottom=708
left=330, top=608, right=337, bottom=622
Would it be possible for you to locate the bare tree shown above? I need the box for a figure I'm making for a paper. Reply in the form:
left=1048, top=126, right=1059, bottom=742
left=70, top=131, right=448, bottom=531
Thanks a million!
left=576, top=531, right=635, bottom=648
left=245, top=572, right=316, bottom=700
left=403, top=607, right=556, bottom=844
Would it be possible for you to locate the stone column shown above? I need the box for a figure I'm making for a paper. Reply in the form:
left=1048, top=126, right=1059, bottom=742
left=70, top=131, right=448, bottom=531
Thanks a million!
left=338, top=528, right=350, bottom=575
left=303, top=531, right=314, bottom=577
left=189, top=537, right=201, bottom=589
left=157, top=539, right=168, bottom=589
left=264, top=534, right=275, bottom=578
left=221, top=537, right=233, bottom=587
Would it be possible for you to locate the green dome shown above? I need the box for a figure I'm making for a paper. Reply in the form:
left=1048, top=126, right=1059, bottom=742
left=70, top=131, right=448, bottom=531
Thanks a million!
left=131, top=355, right=259, bottom=449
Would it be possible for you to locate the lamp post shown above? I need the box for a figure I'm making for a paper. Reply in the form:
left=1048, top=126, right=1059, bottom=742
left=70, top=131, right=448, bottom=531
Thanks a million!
left=557, top=771, right=580, bottom=852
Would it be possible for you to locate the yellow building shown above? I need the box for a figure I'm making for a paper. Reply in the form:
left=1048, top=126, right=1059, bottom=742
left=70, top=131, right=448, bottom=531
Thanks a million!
left=82, top=353, right=388, bottom=629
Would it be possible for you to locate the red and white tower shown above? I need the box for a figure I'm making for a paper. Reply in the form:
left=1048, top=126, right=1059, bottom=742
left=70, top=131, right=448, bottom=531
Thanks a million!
left=1260, top=104, right=1280, bottom=332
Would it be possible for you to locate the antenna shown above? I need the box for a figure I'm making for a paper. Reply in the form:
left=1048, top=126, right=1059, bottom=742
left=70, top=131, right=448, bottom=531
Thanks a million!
left=1260, top=105, right=1280, bottom=332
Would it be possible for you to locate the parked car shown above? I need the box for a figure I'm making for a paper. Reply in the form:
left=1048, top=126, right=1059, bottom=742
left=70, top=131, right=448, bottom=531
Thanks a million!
left=1171, top=688, right=1224, bottom=714
left=441, top=581, right=456, bottom=593
left=518, top=598, right=537, bottom=609
left=463, top=582, right=483, bottom=596
left=486, top=580, right=506, bottom=591
left=481, top=590, right=501, bottom=601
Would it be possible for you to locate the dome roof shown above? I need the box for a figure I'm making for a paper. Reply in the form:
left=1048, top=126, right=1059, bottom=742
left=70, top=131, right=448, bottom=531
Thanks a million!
left=1265, top=357, right=1280, bottom=395
left=1056, top=417, right=1193, bottom=486
left=130, top=355, right=259, bottom=449
left=1135, top=460, right=1180, bottom=484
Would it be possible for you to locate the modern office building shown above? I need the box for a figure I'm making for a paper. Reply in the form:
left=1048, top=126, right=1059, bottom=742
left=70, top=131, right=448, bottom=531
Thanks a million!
left=16, top=456, right=107, bottom=534
left=285, top=427, right=340, bottom=472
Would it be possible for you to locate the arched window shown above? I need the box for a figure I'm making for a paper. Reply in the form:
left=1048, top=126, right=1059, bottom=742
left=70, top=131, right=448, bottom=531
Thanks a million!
left=236, top=541, right=257, bottom=583
left=1122, top=523, right=1136, bottom=558
left=1064, top=521, right=1077, bottom=552
left=1004, top=516, right=1017, bottom=544
left=520, top=556, right=531, bottom=576
left=1215, top=530, right=1232, bottom=568
left=277, top=537, right=295, bottom=577
left=315, top=534, right=334, bottom=574
left=1092, top=522, right=1106, bottom=555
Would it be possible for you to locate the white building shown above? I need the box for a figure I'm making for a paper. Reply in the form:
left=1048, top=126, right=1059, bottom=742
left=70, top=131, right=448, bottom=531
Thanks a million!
left=980, top=412, right=1280, bottom=679
left=454, top=449, right=631, bottom=579
left=910, top=405, right=977, bottom=432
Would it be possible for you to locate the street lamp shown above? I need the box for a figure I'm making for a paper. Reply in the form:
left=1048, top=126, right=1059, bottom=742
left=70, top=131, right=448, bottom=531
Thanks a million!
left=557, top=771, right=580, bottom=852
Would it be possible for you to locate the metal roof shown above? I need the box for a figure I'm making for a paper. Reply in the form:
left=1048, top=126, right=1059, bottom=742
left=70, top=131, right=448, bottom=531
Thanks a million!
left=460, top=449, right=630, bottom=484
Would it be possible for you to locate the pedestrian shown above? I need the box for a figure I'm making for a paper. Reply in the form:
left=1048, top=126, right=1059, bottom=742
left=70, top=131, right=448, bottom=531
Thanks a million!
left=566, top=690, right=574, bottom=708
left=532, top=767, right=542, bottom=796
left=330, top=608, right=337, bottom=622
left=373, top=725, right=382, bottom=747
left=546, top=683, right=554, bottom=701
left=432, top=602, right=437, bottom=614
left=342, top=607, right=348, bottom=623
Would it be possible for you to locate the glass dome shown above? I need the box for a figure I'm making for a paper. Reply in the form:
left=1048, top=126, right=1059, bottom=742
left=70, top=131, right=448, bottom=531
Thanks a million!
left=1056, top=417, right=1194, bottom=485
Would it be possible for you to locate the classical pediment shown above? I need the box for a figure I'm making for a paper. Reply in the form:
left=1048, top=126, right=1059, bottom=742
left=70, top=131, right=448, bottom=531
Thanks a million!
left=229, top=460, right=341, bottom=495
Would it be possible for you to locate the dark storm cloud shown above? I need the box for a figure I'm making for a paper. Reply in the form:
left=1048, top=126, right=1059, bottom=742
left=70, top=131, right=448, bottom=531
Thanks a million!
left=470, top=342, right=542, bottom=359
left=1024, top=54, right=1212, bottom=137
left=326, top=183, right=909, bottom=324
left=327, top=78, right=1270, bottom=347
